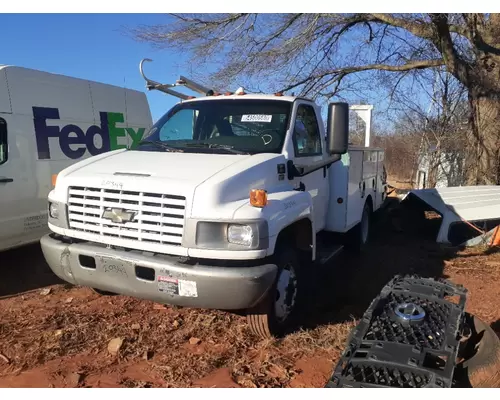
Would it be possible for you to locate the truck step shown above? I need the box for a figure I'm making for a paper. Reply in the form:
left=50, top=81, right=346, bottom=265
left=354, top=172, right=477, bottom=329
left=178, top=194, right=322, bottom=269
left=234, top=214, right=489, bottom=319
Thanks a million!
left=316, top=244, right=344, bottom=265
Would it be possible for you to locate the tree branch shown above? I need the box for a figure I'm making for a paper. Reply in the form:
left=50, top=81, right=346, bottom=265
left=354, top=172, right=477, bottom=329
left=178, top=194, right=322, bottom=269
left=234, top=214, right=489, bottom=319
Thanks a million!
left=280, top=59, right=445, bottom=93
left=429, top=14, right=471, bottom=85
left=369, top=14, right=434, bottom=38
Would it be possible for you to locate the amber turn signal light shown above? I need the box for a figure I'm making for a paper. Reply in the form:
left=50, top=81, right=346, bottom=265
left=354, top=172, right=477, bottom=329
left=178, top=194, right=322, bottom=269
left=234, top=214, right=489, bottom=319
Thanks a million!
left=51, top=174, right=58, bottom=187
left=250, top=189, right=268, bottom=208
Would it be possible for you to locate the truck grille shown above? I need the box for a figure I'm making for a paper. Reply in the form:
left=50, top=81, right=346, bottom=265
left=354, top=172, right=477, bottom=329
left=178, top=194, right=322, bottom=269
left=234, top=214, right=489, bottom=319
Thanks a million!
left=67, top=186, right=186, bottom=246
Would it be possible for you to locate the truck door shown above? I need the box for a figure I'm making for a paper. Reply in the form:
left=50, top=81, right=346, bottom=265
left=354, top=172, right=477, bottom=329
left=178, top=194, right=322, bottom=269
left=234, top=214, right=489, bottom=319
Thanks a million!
left=289, top=102, right=329, bottom=232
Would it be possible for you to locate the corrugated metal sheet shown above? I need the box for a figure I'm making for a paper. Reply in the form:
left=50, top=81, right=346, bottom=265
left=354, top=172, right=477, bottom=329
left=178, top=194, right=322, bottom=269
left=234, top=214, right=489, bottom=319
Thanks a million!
left=403, top=185, right=500, bottom=243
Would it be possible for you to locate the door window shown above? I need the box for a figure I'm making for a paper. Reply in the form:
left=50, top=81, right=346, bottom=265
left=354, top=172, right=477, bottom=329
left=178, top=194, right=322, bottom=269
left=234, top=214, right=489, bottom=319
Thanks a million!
left=0, top=118, right=7, bottom=165
left=293, top=104, right=322, bottom=157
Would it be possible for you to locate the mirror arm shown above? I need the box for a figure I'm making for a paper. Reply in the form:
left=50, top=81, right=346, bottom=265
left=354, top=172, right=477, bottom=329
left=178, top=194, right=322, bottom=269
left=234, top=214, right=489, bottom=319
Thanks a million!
left=287, top=157, right=339, bottom=179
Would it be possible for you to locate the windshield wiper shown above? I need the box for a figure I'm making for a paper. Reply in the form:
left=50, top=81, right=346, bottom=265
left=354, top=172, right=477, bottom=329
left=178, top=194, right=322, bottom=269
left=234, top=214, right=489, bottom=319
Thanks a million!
left=185, top=143, right=250, bottom=155
left=138, top=140, right=184, bottom=153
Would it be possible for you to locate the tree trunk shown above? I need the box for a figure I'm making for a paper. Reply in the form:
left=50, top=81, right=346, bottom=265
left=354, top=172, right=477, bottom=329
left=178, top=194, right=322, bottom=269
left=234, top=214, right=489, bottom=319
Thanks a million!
left=467, top=93, right=500, bottom=185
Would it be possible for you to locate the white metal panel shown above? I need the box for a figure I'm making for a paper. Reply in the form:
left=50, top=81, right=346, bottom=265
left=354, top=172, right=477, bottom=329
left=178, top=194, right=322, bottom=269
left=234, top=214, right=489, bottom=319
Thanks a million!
left=89, top=82, right=129, bottom=149
left=4, top=66, right=94, bottom=121
left=346, top=149, right=364, bottom=229
left=362, top=150, right=377, bottom=179
left=0, top=113, right=50, bottom=250
left=89, top=81, right=127, bottom=120
left=406, top=186, right=500, bottom=221
left=404, top=185, right=500, bottom=243
left=90, top=82, right=152, bottom=149
left=374, top=151, right=385, bottom=209
left=0, top=67, right=12, bottom=113
left=325, top=153, right=349, bottom=232
left=125, top=89, right=153, bottom=127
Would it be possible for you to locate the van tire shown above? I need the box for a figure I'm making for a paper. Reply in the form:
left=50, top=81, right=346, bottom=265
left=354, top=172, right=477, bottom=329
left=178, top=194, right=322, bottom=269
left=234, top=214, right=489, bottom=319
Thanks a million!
left=346, top=200, right=372, bottom=254
left=246, top=245, right=302, bottom=339
left=459, top=314, right=500, bottom=388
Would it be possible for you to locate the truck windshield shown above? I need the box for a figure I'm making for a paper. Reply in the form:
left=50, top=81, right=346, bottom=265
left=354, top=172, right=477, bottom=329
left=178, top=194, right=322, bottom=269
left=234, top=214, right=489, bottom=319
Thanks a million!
left=137, top=99, right=292, bottom=155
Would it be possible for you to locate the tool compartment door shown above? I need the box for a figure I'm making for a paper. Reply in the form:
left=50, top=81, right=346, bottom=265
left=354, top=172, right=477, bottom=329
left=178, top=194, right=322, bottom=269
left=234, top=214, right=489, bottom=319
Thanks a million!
left=345, top=149, right=364, bottom=230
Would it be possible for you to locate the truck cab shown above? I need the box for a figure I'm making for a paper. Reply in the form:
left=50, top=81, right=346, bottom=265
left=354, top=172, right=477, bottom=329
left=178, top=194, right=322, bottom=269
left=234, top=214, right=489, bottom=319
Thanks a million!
left=41, top=64, right=386, bottom=338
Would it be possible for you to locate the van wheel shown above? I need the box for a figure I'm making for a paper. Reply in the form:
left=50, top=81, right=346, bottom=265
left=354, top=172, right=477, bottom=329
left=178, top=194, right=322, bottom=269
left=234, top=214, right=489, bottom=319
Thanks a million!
left=346, top=200, right=372, bottom=254
left=246, top=246, right=301, bottom=339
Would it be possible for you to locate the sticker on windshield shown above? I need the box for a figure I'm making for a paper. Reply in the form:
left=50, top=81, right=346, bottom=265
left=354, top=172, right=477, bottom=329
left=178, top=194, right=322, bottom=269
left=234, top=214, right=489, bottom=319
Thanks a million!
left=241, top=114, right=273, bottom=123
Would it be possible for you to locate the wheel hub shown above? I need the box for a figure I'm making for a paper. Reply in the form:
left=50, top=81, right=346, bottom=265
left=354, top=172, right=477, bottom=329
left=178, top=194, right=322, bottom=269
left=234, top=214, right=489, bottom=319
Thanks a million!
left=274, top=263, right=297, bottom=322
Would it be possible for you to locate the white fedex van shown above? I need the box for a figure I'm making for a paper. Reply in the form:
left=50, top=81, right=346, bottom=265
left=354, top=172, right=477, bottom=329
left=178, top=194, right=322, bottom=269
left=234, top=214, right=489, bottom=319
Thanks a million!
left=0, top=65, right=153, bottom=252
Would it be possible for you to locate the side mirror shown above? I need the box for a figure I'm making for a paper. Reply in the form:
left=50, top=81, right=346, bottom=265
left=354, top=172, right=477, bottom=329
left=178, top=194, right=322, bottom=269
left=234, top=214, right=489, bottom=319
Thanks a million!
left=326, top=102, right=349, bottom=155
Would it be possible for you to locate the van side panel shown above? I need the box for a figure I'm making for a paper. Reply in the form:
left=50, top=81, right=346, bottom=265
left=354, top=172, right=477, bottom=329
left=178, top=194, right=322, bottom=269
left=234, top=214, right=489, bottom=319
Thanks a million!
left=89, top=82, right=152, bottom=150
left=0, top=68, right=12, bottom=113
left=5, top=66, right=94, bottom=120
left=125, top=90, right=153, bottom=127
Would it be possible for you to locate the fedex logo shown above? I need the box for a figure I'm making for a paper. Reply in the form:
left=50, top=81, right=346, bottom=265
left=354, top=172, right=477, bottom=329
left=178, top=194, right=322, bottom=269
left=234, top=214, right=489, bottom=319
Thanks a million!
left=33, top=107, right=146, bottom=160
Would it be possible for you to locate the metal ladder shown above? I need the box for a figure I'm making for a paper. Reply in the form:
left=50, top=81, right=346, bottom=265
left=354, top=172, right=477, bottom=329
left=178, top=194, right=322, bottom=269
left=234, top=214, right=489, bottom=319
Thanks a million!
left=139, top=58, right=220, bottom=100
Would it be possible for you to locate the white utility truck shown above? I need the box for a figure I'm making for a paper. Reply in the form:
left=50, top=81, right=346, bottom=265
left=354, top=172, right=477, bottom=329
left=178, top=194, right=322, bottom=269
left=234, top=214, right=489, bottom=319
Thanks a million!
left=41, top=59, right=386, bottom=338
left=0, top=65, right=153, bottom=252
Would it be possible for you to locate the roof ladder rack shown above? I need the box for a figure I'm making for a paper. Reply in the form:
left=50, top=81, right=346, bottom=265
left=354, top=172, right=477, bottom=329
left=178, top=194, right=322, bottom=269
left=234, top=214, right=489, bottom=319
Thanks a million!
left=139, top=58, right=220, bottom=100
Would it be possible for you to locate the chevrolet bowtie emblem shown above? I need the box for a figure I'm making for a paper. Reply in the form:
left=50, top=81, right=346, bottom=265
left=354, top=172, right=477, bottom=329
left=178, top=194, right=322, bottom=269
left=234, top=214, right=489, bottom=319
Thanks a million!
left=102, top=208, right=136, bottom=224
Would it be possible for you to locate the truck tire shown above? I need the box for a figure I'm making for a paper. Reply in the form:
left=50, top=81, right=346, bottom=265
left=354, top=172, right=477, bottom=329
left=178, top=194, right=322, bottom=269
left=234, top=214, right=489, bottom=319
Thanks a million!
left=346, top=200, right=372, bottom=254
left=246, top=245, right=301, bottom=339
left=460, top=314, right=500, bottom=388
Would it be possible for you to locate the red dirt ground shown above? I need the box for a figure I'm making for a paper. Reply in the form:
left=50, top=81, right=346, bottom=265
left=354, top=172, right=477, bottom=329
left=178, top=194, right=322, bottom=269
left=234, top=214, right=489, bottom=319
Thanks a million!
left=1, top=201, right=499, bottom=388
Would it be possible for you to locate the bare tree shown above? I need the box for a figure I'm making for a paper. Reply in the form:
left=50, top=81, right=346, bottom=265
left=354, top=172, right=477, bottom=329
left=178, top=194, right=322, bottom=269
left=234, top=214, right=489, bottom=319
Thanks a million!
left=387, top=69, right=469, bottom=187
left=131, top=13, right=500, bottom=185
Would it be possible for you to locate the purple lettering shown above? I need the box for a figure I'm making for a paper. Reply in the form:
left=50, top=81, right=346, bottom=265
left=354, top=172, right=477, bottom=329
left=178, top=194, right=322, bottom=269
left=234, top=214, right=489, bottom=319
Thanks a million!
left=59, top=124, right=86, bottom=159
left=33, top=107, right=60, bottom=160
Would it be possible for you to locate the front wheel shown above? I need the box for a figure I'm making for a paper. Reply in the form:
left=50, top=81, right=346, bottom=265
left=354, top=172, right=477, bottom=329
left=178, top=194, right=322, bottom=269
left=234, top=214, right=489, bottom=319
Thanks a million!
left=246, top=246, right=302, bottom=339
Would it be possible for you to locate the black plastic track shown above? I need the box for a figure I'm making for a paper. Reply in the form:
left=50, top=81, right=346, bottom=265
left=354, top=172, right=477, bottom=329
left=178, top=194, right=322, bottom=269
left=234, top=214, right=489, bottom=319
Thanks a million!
left=326, top=275, right=467, bottom=388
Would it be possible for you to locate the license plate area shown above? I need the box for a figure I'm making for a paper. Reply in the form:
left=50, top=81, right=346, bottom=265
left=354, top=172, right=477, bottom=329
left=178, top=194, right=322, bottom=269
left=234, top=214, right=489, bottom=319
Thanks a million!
left=96, top=254, right=133, bottom=279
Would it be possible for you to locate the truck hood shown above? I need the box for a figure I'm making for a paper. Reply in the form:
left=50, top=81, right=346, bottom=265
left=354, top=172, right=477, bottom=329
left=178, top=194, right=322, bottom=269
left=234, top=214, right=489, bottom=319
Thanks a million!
left=55, top=149, right=289, bottom=221
left=65, top=150, right=252, bottom=184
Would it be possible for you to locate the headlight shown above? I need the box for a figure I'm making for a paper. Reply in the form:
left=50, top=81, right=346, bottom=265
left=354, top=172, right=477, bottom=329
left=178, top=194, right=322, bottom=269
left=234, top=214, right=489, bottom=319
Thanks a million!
left=227, top=224, right=254, bottom=247
left=47, top=200, right=68, bottom=229
left=190, top=220, right=268, bottom=250
left=49, top=202, right=59, bottom=219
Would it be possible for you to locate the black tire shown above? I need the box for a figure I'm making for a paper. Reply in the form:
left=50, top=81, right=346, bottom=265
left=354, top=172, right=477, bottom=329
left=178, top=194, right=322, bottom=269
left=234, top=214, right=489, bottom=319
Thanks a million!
left=459, top=314, right=500, bottom=388
left=246, top=245, right=302, bottom=339
left=345, top=200, right=372, bottom=254
left=90, top=287, right=117, bottom=296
